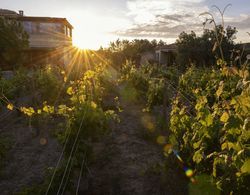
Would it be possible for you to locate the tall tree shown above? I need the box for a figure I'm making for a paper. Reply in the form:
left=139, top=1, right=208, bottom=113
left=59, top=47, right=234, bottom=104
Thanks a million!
left=176, top=25, right=237, bottom=68
left=0, top=17, right=29, bottom=69
left=98, top=39, right=166, bottom=69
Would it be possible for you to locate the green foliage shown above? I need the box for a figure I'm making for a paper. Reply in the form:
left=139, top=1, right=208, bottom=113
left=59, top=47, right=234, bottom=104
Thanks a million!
left=0, top=17, right=29, bottom=68
left=98, top=39, right=165, bottom=68
left=176, top=26, right=237, bottom=68
left=169, top=64, right=250, bottom=194
left=120, top=61, right=179, bottom=109
left=0, top=77, right=17, bottom=101
left=33, top=65, right=64, bottom=104
left=13, top=63, right=118, bottom=194
left=0, top=68, right=34, bottom=107
left=0, top=65, right=65, bottom=105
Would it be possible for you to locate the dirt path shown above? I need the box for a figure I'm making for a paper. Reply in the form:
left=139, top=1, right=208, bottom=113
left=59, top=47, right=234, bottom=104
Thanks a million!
left=82, top=89, right=188, bottom=195
left=0, top=112, right=62, bottom=195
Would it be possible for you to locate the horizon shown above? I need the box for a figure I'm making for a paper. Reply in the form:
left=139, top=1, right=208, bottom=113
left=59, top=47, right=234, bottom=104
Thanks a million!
left=1, top=0, right=250, bottom=49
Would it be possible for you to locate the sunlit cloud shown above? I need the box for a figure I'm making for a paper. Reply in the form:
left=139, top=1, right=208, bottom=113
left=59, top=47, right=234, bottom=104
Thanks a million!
left=113, top=0, right=250, bottom=44
left=114, top=0, right=209, bottom=42
left=224, top=14, right=250, bottom=42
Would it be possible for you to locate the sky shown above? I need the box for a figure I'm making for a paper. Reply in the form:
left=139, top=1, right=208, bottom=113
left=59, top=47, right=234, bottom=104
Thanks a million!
left=1, top=0, right=250, bottom=49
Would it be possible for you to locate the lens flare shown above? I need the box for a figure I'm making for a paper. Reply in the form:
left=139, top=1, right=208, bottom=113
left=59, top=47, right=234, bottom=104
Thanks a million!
left=176, top=155, right=184, bottom=163
left=185, top=168, right=194, bottom=177
left=40, top=138, right=47, bottom=145
left=190, top=177, right=197, bottom=184
left=141, top=114, right=155, bottom=132
left=163, top=144, right=173, bottom=153
left=173, top=150, right=184, bottom=163
left=156, top=136, right=166, bottom=145
left=163, top=144, right=196, bottom=183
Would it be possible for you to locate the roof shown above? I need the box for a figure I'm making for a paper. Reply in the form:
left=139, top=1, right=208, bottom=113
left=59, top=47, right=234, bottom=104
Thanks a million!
left=0, top=9, right=19, bottom=17
left=155, top=43, right=177, bottom=52
left=0, top=9, right=73, bottom=29
left=17, top=16, right=73, bottom=29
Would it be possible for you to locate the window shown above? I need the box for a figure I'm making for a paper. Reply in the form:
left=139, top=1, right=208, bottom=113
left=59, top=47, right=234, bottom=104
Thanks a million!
left=55, top=23, right=63, bottom=33
left=64, top=25, right=67, bottom=36
left=66, top=27, right=72, bottom=37
left=23, top=21, right=69, bottom=35
left=31, top=22, right=40, bottom=33
left=40, top=23, right=53, bottom=33
left=23, top=21, right=32, bottom=33
left=63, top=26, right=72, bottom=37
left=69, top=28, right=72, bottom=37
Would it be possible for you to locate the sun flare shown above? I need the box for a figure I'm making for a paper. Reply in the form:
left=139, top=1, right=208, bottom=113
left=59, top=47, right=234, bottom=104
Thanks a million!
left=70, top=11, right=129, bottom=50
left=73, top=31, right=106, bottom=50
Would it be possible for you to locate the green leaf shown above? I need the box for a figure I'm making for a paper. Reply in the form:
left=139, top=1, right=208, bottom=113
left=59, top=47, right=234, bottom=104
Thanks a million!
left=229, top=142, right=241, bottom=151
left=67, top=87, right=73, bottom=95
left=221, top=142, right=241, bottom=151
left=20, top=107, right=35, bottom=117
left=241, top=159, right=250, bottom=174
left=221, top=142, right=227, bottom=150
left=216, top=83, right=224, bottom=98
left=169, top=134, right=178, bottom=146
left=220, top=112, right=229, bottom=123
left=230, top=98, right=237, bottom=105
left=193, top=140, right=202, bottom=149
left=193, top=150, right=203, bottom=164
left=42, top=105, right=54, bottom=114
left=205, top=113, right=213, bottom=127
left=7, top=103, right=14, bottom=111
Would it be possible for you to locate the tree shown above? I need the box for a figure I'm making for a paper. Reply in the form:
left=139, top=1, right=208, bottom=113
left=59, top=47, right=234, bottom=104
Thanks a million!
left=176, top=31, right=200, bottom=67
left=176, top=25, right=237, bottom=68
left=0, top=17, right=29, bottom=69
left=98, top=39, right=166, bottom=69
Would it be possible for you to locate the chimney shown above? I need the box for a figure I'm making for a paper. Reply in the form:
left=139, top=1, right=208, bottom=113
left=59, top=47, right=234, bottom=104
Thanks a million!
left=19, top=10, right=24, bottom=16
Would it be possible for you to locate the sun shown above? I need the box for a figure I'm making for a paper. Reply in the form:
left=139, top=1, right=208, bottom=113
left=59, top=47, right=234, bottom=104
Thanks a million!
left=69, top=11, right=127, bottom=50
left=73, top=31, right=103, bottom=50
left=71, top=12, right=111, bottom=50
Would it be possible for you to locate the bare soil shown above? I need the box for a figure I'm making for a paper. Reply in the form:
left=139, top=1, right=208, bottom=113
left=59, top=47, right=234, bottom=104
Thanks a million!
left=80, top=91, right=188, bottom=195
left=0, top=111, right=62, bottom=195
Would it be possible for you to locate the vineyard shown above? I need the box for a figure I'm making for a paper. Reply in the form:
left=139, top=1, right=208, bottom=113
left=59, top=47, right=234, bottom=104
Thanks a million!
left=0, top=52, right=249, bottom=194
left=0, top=6, right=250, bottom=195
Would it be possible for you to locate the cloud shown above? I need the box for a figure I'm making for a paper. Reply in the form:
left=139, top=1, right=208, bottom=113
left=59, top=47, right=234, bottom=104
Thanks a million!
left=227, top=15, right=250, bottom=30
left=225, top=14, right=250, bottom=43
left=114, top=0, right=208, bottom=41
left=112, top=0, right=250, bottom=43
left=126, top=0, right=207, bottom=24
left=116, top=13, right=199, bottom=38
left=155, top=14, right=193, bottom=22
